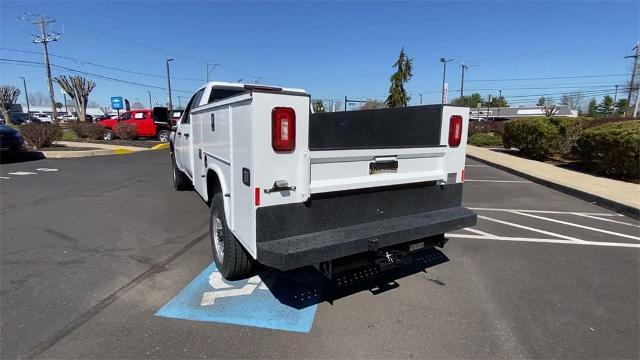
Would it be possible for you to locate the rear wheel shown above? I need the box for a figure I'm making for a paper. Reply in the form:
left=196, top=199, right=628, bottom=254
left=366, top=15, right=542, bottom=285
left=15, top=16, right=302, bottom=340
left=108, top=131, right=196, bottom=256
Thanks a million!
left=157, top=129, right=170, bottom=142
left=171, top=152, right=190, bottom=191
left=210, top=193, right=255, bottom=280
left=103, top=129, right=113, bottom=140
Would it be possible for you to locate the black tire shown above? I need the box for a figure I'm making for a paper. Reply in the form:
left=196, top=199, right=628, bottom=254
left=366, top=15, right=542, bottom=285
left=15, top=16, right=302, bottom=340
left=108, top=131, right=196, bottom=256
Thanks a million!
left=171, top=152, right=190, bottom=191
left=103, top=129, right=113, bottom=140
left=210, top=193, right=255, bottom=280
left=157, top=129, right=170, bottom=142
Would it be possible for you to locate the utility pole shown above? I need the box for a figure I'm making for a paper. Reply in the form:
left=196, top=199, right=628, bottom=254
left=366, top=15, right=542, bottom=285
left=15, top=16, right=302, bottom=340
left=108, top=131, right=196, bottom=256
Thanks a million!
left=166, top=58, right=174, bottom=112
left=613, top=84, right=619, bottom=103
left=460, top=63, right=468, bottom=98
left=19, top=76, right=30, bottom=116
left=419, top=93, right=423, bottom=105
left=344, top=95, right=347, bottom=111
left=206, top=63, right=218, bottom=82
left=62, top=91, right=68, bottom=114
left=624, top=43, right=639, bottom=117
left=440, top=58, right=454, bottom=105
left=498, top=89, right=502, bottom=119
left=486, top=95, right=492, bottom=121
left=19, top=13, right=60, bottom=122
left=148, top=90, right=152, bottom=110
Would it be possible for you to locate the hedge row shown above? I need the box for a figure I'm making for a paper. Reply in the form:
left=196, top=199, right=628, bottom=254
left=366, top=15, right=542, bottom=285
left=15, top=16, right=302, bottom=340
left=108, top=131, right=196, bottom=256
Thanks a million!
left=575, top=121, right=639, bottom=179
left=501, top=117, right=639, bottom=179
left=69, top=121, right=106, bottom=140
left=20, top=123, right=62, bottom=149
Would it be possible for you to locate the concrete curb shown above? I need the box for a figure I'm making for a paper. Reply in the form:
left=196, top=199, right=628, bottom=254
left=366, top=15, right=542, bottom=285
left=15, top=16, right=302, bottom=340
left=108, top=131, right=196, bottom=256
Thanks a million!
left=150, top=143, right=170, bottom=150
left=466, top=153, right=640, bottom=220
left=38, top=141, right=169, bottom=158
left=39, top=149, right=131, bottom=158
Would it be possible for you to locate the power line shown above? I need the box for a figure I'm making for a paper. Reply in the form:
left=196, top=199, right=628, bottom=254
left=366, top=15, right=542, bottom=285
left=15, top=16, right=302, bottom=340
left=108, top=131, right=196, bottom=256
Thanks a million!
left=0, top=47, right=204, bottom=81
left=466, top=73, right=631, bottom=82
left=0, top=58, right=194, bottom=94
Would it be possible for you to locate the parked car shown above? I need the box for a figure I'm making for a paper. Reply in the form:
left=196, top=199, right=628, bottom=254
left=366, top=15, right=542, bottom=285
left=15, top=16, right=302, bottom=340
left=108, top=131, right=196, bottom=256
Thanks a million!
left=0, top=113, right=34, bottom=125
left=97, top=108, right=172, bottom=141
left=33, top=113, right=53, bottom=123
left=60, top=114, right=78, bottom=122
left=0, top=124, right=24, bottom=152
left=171, top=82, right=477, bottom=280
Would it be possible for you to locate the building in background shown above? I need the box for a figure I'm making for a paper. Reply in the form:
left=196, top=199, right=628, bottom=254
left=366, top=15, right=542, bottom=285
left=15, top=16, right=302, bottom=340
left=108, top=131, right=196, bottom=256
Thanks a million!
left=469, top=105, right=578, bottom=121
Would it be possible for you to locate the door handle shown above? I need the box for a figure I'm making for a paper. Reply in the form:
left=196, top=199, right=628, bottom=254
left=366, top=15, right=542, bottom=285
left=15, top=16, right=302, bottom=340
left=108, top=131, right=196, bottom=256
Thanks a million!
left=177, top=132, right=182, bottom=136
left=210, top=113, right=215, bottom=132
left=184, top=133, right=190, bottom=138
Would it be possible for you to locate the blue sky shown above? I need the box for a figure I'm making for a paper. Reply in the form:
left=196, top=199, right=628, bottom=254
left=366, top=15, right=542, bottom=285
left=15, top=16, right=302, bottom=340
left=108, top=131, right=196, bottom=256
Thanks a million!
left=1, top=1, right=638, bottom=108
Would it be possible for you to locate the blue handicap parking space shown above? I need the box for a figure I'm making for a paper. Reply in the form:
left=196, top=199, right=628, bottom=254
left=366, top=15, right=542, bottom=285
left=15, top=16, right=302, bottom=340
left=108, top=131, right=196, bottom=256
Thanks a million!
left=156, top=263, right=318, bottom=333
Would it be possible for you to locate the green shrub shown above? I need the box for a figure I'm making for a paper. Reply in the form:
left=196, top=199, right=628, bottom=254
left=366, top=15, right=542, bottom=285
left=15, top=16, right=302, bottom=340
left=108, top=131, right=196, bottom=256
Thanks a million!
left=468, top=132, right=503, bottom=147
left=575, top=120, right=640, bottom=179
left=114, top=122, right=137, bottom=140
left=549, top=117, right=590, bottom=157
left=503, top=118, right=561, bottom=159
left=19, top=123, right=62, bottom=149
left=69, top=121, right=105, bottom=140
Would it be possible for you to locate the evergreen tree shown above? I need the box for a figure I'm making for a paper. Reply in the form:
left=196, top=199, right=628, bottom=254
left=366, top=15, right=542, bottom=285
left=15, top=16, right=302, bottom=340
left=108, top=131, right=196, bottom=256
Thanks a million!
left=587, top=98, right=598, bottom=117
left=614, top=99, right=628, bottom=115
left=597, top=95, right=614, bottom=116
left=451, top=93, right=483, bottom=107
left=385, top=48, right=413, bottom=107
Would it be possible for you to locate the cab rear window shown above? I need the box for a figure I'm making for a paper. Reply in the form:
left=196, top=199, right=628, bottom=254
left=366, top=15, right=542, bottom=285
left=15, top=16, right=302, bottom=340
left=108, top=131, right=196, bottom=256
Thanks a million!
left=207, top=89, right=244, bottom=104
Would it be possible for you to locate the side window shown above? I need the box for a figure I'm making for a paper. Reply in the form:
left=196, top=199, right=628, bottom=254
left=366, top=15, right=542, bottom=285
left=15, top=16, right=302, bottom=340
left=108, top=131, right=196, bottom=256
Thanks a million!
left=120, top=112, right=131, bottom=120
left=180, top=89, right=205, bottom=125
left=191, top=89, right=205, bottom=109
left=134, top=112, right=145, bottom=120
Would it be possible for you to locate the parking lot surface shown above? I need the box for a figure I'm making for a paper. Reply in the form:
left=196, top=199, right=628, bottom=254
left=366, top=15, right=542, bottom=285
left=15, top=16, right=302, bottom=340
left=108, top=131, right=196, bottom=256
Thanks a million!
left=1, top=151, right=638, bottom=359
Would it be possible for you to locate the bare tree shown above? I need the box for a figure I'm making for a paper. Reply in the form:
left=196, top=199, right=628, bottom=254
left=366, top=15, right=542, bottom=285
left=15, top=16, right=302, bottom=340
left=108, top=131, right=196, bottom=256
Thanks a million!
left=28, top=92, right=48, bottom=106
left=100, top=107, right=112, bottom=115
left=131, top=102, right=145, bottom=110
left=560, top=92, right=583, bottom=110
left=0, top=85, right=21, bottom=125
left=542, top=104, right=559, bottom=117
left=54, top=75, right=96, bottom=122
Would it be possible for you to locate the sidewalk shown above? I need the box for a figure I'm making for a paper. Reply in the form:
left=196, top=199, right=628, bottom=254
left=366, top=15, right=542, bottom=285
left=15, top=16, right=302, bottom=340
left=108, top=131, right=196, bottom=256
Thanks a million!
left=466, top=145, right=640, bottom=218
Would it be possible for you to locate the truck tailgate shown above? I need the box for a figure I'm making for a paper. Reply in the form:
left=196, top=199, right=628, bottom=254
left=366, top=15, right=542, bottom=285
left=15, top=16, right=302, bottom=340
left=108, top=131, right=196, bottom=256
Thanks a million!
left=308, top=105, right=463, bottom=194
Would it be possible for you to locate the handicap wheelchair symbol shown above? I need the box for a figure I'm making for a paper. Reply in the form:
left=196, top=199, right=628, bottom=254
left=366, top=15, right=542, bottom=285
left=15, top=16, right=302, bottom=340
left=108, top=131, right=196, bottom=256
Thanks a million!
left=156, top=262, right=317, bottom=332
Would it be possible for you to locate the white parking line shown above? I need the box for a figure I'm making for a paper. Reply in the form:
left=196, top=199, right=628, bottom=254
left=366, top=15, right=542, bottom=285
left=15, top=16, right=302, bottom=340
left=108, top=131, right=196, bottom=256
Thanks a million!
left=575, top=213, right=640, bottom=228
left=0, top=176, right=10, bottom=180
left=36, top=168, right=58, bottom=172
left=510, top=211, right=640, bottom=241
left=447, top=234, right=640, bottom=249
left=8, top=172, right=37, bottom=176
left=465, top=179, right=531, bottom=183
left=470, top=207, right=624, bottom=217
left=465, top=164, right=488, bottom=167
left=478, top=215, right=586, bottom=243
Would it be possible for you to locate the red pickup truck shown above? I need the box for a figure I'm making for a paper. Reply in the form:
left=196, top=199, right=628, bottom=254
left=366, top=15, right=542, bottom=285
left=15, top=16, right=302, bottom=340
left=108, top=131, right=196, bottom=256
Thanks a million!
left=98, top=108, right=172, bottom=141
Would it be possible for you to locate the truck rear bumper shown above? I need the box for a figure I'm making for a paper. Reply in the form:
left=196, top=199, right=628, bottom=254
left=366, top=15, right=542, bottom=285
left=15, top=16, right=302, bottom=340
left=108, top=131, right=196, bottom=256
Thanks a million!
left=255, top=183, right=477, bottom=271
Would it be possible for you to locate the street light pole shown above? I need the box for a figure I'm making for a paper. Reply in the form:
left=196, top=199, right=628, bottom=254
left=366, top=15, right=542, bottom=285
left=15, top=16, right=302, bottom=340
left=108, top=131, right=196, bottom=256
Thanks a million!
left=440, top=58, right=454, bottom=105
left=19, top=76, right=30, bottom=116
left=166, top=58, right=174, bottom=112
left=148, top=90, right=152, bottom=110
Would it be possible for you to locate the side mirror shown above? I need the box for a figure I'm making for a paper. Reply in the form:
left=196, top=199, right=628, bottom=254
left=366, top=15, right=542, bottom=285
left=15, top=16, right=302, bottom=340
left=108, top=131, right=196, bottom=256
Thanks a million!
left=171, top=125, right=178, bottom=132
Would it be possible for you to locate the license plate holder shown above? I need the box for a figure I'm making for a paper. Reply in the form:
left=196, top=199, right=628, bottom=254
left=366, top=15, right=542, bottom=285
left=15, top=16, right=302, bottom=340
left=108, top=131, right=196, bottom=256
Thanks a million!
left=369, top=160, right=398, bottom=174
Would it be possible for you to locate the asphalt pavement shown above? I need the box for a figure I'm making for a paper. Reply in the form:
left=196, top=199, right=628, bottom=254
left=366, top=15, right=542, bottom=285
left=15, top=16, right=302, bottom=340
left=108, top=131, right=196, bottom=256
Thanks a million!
left=1, top=151, right=638, bottom=359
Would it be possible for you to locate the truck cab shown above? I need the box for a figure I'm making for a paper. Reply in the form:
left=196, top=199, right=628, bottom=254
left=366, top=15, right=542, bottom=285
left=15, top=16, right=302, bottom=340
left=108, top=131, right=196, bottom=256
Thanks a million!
left=171, top=82, right=476, bottom=280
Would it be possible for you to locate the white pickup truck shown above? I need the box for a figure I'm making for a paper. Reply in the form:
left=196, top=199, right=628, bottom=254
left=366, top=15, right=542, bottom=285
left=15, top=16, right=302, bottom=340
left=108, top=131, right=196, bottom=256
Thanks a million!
left=171, top=82, right=476, bottom=280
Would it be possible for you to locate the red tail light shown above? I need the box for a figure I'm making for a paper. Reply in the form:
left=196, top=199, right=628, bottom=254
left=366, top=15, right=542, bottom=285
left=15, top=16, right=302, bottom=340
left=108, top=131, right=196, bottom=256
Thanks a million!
left=272, top=107, right=296, bottom=152
left=255, top=187, right=261, bottom=206
left=449, top=115, right=463, bottom=147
